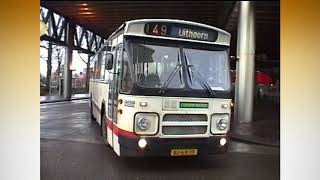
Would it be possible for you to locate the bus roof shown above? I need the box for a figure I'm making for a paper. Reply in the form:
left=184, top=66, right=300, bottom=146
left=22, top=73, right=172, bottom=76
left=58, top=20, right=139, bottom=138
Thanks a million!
left=125, top=19, right=230, bottom=36
left=107, top=19, right=231, bottom=46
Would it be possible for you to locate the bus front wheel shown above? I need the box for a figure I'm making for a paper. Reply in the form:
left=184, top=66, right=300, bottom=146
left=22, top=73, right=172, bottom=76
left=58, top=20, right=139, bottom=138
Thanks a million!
left=89, top=99, right=95, bottom=121
left=101, top=108, right=109, bottom=146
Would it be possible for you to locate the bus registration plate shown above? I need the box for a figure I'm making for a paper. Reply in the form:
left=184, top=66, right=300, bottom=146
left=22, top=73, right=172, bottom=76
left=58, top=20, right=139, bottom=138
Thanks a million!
left=170, top=149, right=198, bottom=156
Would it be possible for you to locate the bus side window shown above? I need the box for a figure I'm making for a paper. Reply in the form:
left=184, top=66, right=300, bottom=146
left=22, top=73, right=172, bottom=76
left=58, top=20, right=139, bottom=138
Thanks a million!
left=99, top=47, right=107, bottom=80
left=116, top=44, right=122, bottom=67
left=94, top=53, right=102, bottom=79
left=108, top=45, right=116, bottom=82
left=121, top=47, right=132, bottom=93
left=93, top=58, right=98, bottom=79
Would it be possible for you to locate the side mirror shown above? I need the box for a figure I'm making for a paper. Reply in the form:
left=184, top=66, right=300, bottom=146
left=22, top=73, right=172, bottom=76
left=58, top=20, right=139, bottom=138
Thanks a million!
left=105, top=53, right=113, bottom=70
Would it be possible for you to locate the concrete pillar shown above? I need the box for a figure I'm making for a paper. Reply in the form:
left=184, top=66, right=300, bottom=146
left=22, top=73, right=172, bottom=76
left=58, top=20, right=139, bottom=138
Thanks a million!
left=234, top=59, right=239, bottom=119
left=235, top=1, right=256, bottom=123
left=63, top=21, right=75, bottom=99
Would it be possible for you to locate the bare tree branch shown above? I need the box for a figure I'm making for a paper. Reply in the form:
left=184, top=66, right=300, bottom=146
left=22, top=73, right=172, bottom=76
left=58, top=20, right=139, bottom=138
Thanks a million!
left=55, top=48, right=63, bottom=63
left=40, top=55, right=47, bottom=62
left=77, top=52, right=88, bottom=64
left=52, top=44, right=60, bottom=50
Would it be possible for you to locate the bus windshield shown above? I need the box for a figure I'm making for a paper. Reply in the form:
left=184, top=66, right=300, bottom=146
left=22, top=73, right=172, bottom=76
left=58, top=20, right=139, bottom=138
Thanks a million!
left=184, top=48, right=230, bottom=91
left=121, top=38, right=231, bottom=97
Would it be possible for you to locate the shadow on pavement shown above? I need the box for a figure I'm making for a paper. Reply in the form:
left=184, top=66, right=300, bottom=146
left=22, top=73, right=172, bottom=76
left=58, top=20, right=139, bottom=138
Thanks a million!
left=230, top=100, right=280, bottom=147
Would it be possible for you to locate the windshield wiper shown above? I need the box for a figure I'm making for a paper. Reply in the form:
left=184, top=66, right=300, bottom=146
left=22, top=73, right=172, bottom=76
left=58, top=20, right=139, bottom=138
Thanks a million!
left=184, top=52, right=216, bottom=96
left=159, top=52, right=182, bottom=95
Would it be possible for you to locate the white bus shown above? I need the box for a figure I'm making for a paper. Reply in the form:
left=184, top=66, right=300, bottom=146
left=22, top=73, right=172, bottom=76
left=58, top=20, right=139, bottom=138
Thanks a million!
left=89, top=19, right=232, bottom=157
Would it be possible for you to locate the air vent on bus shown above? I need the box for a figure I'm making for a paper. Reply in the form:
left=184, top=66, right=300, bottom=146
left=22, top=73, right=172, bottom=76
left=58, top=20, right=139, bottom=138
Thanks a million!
left=163, top=114, right=207, bottom=122
left=162, top=126, right=207, bottom=135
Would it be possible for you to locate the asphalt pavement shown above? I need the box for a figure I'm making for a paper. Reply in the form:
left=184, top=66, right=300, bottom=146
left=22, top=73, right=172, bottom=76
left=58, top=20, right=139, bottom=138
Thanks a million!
left=41, top=100, right=280, bottom=180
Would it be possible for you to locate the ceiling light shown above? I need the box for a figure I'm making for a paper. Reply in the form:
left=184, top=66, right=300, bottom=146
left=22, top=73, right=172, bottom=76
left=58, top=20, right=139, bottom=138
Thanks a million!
left=80, top=12, right=93, bottom=15
left=80, top=7, right=89, bottom=10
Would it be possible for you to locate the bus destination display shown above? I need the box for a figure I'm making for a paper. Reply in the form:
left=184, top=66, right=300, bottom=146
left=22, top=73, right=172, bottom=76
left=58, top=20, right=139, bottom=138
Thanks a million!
left=144, top=22, right=218, bottom=42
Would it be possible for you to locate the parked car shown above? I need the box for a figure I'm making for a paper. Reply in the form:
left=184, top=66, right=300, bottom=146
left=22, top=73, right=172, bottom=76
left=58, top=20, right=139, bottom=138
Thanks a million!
left=255, top=71, right=279, bottom=101
left=230, top=70, right=280, bottom=101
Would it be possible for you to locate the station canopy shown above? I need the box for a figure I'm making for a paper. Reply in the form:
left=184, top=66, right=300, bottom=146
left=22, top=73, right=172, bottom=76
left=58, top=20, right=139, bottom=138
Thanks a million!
left=41, top=1, right=280, bottom=66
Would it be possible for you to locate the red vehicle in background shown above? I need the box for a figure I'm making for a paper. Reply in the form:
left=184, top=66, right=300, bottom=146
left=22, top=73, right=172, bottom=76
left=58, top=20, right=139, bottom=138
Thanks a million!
left=256, top=71, right=273, bottom=85
left=255, top=71, right=279, bottom=100
left=230, top=70, right=280, bottom=101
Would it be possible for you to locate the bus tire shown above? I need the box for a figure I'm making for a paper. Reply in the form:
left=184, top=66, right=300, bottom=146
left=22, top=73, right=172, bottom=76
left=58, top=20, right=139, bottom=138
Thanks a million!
left=101, top=106, right=109, bottom=145
left=90, top=99, right=95, bottom=121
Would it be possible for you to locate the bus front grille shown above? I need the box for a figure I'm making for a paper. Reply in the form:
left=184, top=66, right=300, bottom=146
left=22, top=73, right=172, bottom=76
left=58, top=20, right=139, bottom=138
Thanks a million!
left=161, top=114, right=208, bottom=135
left=162, top=126, right=207, bottom=135
left=162, top=114, right=207, bottom=122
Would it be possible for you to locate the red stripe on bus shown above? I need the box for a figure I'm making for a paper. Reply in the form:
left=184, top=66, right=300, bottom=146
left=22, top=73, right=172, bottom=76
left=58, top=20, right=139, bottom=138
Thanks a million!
left=106, top=117, right=113, bottom=129
left=105, top=116, right=137, bottom=138
left=113, top=126, right=137, bottom=138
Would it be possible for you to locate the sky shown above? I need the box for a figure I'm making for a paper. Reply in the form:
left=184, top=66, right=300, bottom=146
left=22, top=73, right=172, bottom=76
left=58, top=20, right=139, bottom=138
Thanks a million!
left=40, top=44, right=88, bottom=76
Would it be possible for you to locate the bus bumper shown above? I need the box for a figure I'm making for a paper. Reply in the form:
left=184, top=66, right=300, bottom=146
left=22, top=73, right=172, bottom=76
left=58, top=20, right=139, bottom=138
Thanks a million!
left=118, top=135, right=229, bottom=157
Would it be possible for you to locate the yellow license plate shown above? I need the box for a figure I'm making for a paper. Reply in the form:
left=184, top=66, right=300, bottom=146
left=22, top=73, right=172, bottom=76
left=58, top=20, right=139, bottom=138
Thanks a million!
left=170, top=149, right=198, bottom=156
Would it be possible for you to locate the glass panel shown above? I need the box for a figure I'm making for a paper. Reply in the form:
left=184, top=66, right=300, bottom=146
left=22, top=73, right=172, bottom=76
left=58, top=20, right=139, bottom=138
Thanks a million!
left=121, top=38, right=231, bottom=97
left=121, top=47, right=132, bottom=92
left=130, top=43, right=183, bottom=89
left=184, top=49, right=230, bottom=91
left=99, top=48, right=106, bottom=79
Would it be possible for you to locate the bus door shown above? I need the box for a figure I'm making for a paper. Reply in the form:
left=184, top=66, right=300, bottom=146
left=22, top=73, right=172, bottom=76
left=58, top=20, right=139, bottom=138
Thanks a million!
left=107, top=36, right=123, bottom=146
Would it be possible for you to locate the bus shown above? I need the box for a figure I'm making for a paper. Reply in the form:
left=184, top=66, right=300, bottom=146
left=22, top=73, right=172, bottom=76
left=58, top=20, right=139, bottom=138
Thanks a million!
left=89, top=19, right=232, bottom=157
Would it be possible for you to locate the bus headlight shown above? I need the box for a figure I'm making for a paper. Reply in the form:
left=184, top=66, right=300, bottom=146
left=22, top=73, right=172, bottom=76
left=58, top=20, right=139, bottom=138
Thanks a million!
left=216, top=118, right=228, bottom=130
left=137, top=117, right=151, bottom=131
left=211, top=114, right=230, bottom=134
left=134, top=113, right=159, bottom=135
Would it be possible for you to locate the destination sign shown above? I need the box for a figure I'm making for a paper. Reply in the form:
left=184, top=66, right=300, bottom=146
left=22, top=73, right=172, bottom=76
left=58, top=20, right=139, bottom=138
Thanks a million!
left=180, top=102, right=209, bottom=109
left=144, top=22, right=218, bottom=42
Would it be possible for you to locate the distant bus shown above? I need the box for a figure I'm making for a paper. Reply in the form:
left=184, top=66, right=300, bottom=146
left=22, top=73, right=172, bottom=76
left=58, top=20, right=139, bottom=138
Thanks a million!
left=89, top=19, right=232, bottom=157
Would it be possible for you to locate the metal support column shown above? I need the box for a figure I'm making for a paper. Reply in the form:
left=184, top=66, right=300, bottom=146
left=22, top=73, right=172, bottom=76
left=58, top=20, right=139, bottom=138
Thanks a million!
left=235, top=1, right=256, bottom=123
left=47, top=41, right=53, bottom=95
left=86, top=54, right=91, bottom=92
left=63, top=21, right=75, bottom=99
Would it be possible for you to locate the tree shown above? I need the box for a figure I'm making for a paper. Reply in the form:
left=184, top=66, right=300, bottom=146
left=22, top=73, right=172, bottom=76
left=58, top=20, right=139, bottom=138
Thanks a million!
left=40, top=41, right=52, bottom=93
left=76, top=52, right=91, bottom=92
left=40, top=42, right=64, bottom=94
left=53, top=46, right=64, bottom=79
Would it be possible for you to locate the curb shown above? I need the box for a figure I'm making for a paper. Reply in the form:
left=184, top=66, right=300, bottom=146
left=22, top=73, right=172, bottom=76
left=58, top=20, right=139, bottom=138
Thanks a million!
left=40, top=97, right=89, bottom=104
left=230, top=134, right=280, bottom=147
